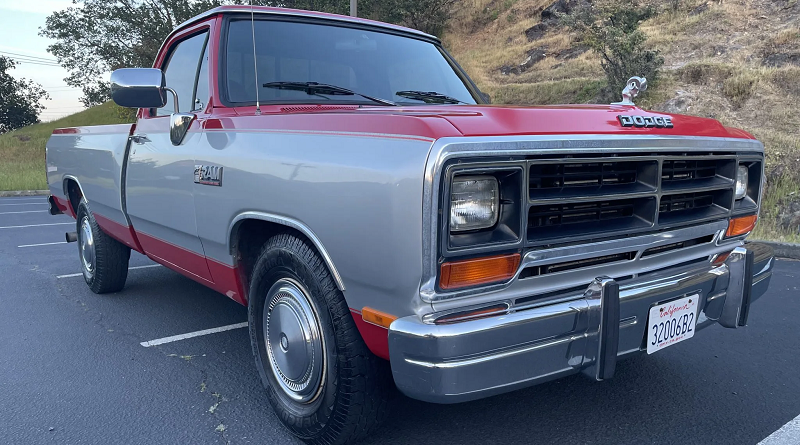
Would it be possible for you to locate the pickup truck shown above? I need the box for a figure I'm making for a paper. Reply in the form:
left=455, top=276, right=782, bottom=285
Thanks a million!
left=45, top=5, right=775, bottom=444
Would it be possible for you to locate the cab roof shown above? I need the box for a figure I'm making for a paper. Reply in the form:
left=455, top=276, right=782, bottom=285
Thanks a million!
left=173, top=5, right=439, bottom=43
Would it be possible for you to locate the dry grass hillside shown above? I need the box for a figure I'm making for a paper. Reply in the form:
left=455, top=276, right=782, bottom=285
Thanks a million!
left=444, top=0, right=800, bottom=242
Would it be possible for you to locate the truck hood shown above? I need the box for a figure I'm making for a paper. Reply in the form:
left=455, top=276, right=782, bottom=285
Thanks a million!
left=383, top=104, right=753, bottom=140
left=223, top=104, right=755, bottom=141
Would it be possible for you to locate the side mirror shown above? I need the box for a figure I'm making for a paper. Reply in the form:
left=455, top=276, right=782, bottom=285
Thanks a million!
left=478, top=90, right=492, bottom=104
left=110, top=67, right=194, bottom=146
left=110, top=68, right=168, bottom=109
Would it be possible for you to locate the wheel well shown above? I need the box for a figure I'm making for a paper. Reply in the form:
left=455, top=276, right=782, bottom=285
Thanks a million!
left=64, top=179, right=83, bottom=214
left=232, top=219, right=341, bottom=299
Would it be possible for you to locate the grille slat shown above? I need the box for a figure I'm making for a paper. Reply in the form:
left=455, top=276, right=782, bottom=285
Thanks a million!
left=528, top=197, right=655, bottom=244
left=529, top=159, right=658, bottom=202
left=527, top=155, right=745, bottom=247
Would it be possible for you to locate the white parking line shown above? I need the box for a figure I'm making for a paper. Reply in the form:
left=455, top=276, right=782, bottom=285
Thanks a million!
left=759, top=414, right=800, bottom=444
left=0, top=203, right=46, bottom=207
left=140, top=322, right=249, bottom=347
left=0, top=210, right=49, bottom=215
left=18, top=241, right=68, bottom=248
left=56, top=264, right=162, bottom=279
left=0, top=222, right=73, bottom=230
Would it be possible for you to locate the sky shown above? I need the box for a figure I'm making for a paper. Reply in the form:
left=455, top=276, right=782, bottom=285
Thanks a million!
left=0, top=0, right=85, bottom=121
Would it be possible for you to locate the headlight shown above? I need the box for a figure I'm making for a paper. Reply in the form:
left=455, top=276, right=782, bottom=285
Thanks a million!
left=450, top=175, right=499, bottom=232
left=735, top=165, right=749, bottom=200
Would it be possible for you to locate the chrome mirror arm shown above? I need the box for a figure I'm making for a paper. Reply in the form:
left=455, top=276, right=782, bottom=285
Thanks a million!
left=163, top=87, right=181, bottom=113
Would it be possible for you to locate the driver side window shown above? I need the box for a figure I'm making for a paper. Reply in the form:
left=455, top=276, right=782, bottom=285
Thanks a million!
left=157, top=31, right=209, bottom=116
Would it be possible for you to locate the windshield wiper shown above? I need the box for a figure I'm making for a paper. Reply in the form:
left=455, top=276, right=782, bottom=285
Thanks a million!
left=263, top=82, right=397, bottom=106
left=395, top=90, right=466, bottom=104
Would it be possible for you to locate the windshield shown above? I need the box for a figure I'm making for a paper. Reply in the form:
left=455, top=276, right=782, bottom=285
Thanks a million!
left=224, top=19, right=478, bottom=106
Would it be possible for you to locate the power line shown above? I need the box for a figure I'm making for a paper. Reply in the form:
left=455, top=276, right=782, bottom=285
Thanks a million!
left=10, top=59, right=62, bottom=67
left=9, top=57, right=61, bottom=65
left=0, top=50, right=57, bottom=63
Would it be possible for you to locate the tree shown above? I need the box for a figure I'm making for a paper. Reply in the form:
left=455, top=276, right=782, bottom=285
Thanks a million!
left=361, top=0, right=457, bottom=37
left=0, top=56, right=49, bottom=134
left=563, top=0, right=664, bottom=102
left=41, top=0, right=229, bottom=107
left=41, top=0, right=456, bottom=107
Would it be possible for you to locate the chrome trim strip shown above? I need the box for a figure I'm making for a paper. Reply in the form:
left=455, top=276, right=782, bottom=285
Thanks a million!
left=228, top=211, right=346, bottom=291
left=404, top=335, right=580, bottom=369
left=421, top=135, right=765, bottom=304
left=520, top=221, right=726, bottom=267
left=62, top=175, right=86, bottom=204
left=619, top=316, right=637, bottom=328
left=753, top=271, right=771, bottom=285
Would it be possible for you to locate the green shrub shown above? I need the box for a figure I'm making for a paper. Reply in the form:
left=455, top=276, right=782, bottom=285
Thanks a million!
left=563, top=0, right=664, bottom=102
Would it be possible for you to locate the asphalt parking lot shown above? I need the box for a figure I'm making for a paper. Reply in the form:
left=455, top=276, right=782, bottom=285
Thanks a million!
left=2, top=194, right=799, bottom=445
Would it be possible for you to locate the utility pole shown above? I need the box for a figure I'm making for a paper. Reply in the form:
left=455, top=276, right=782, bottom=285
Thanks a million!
left=350, top=0, right=357, bottom=16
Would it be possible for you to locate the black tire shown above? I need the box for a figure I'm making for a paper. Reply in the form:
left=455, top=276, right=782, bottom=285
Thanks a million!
left=248, top=233, right=391, bottom=445
left=76, top=199, right=130, bottom=294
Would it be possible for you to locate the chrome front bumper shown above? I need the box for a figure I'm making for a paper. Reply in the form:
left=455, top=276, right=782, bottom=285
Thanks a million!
left=389, top=243, right=774, bottom=404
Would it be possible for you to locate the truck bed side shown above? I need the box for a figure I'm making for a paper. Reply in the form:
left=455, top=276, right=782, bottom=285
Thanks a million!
left=46, top=124, right=138, bottom=249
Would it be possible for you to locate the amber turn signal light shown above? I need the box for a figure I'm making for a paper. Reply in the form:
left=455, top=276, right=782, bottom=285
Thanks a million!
left=712, top=251, right=731, bottom=266
left=440, top=253, right=521, bottom=290
left=726, top=215, right=758, bottom=238
left=362, top=307, right=397, bottom=328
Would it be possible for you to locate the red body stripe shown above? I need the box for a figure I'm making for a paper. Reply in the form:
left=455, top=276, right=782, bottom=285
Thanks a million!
left=350, top=309, right=391, bottom=360
left=52, top=128, right=80, bottom=135
left=93, top=213, right=144, bottom=253
left=206, top=258, right=247, bottom=306
left=135, top=231, right=214, bottom=282
left=52, top=196, right=75, bottom=218
left=92, top=212, right=247, bottom=306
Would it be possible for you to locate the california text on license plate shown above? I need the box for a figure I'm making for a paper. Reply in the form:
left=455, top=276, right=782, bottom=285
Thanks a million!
left=647, top=295, right=699, bottom=354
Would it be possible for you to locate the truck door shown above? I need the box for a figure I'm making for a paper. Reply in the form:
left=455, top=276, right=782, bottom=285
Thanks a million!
left=125, top=29, right=213, bottom=282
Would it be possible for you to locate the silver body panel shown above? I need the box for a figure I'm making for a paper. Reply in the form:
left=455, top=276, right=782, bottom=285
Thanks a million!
left=46, top=125, right=133, bottom=229
left=125, top=124, right=208, bottom=275
left=45, top=121, right=435, bottom=318
left=193, top=127, right=434, bottom=316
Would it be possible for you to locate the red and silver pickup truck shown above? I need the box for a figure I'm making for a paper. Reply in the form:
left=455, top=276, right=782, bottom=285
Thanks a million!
left=45, top=6, right=774, bottom=444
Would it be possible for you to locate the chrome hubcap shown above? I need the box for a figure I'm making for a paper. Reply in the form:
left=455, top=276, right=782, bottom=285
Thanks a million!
left=264, top=278, right=325, bottom=403
left=79, top=217, right=95, bottom=279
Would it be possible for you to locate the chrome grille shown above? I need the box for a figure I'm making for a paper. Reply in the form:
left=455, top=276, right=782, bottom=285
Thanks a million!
left=527, top=155, right=748, bottom=247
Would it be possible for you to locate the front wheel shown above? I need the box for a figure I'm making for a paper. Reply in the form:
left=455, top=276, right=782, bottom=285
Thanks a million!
left=248, top=234, right=391, bottom=444
left=76, top=200, right=130, bottom=294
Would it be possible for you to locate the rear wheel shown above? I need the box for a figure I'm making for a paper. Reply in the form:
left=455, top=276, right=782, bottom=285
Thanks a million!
left=248, top=233, right=391, bottom=445
left=76, top=200, right=130, bottom=294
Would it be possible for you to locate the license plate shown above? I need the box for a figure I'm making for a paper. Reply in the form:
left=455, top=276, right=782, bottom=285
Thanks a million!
left=646, top=295, right=699, bottom=354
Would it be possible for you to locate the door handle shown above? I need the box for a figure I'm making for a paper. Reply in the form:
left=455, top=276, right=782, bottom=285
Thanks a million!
left=131, top=134, right=150, bottom=145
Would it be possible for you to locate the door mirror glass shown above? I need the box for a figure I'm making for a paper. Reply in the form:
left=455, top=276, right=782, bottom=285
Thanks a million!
left=110, top=68, right=168, bottom=109
left=158, top=32, right=209, bottom=116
